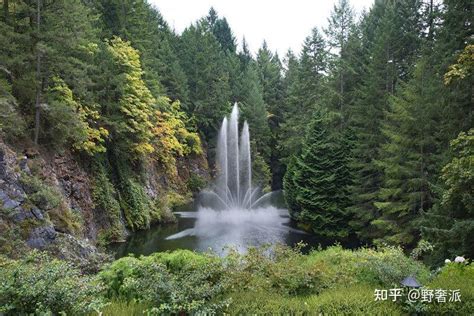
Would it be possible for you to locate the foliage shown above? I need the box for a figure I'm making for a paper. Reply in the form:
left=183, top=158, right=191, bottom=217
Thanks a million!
left=44, top=77, right=108, bottom=154
left=283, top=109, right=352, bottom=239
left=227, top=284, right=403, bottom=315
left=424, top=261, right=474, bottom=315
left=422, top=129, right=474, bottom=260
left=19, top=172, right=82, bottom=234
left=444, top=44, right=474, bottom=85
left=97, top=245, right=434, bottom=315
left=91, top=160, right=125, bottom=244
left=152, top=97, right=202, bottom=175
left=0, top=251, right=105, bottom=315
left=102, top=36, right=155, bottom=158
left=99, top=250, right=228, bottom=314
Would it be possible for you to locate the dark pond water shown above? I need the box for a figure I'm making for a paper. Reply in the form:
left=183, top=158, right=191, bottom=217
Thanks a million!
left=110, top=194, right=326, bottom=258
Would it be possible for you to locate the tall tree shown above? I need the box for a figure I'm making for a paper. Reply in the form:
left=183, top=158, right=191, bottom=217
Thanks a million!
left=324, top=0, right=355, bottom=119
left=283, top=109, right=352, bottom=239
left=347, top=0, right=424, bottom=242
left=178, top=22, right=231, bottom=142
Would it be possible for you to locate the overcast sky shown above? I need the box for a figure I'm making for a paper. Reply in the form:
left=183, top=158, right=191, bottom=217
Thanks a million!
left=148, top=0, right=374, bottom=56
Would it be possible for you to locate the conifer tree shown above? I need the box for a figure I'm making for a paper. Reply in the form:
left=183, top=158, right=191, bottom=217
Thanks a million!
left=283, top=109, right=351, bottom=239
left=178, top=23, right=231, bottom=141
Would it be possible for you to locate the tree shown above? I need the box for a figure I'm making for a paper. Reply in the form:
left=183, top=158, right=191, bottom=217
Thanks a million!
left=279, top=28, right=328, bottom=164
left=347, top=0, right=424, bottom=242
left=422, top=129, right=474, bottom=261
left=256, top=41, right=285, bottom=189
left=324, top=0, right=355, bottom=118
left=178, top=22, right=231, bottom=142
left=283, top=109, right=352, bottom=239
left=100, top=36, right=155, bottom=159
left=373, top=59, right=442, bottom=247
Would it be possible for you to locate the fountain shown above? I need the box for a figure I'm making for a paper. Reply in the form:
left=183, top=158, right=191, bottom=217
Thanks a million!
left=164, top=103, right=304, bottom=254
left=110, top=104, right=317, bottom=258
left=203, top=103, right=272, bottom=210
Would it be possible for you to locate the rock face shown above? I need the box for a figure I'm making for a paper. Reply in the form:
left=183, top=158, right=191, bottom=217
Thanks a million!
left=0, top=142, right=58, bottom=251
left=26, top=226, right=58, bottom=249
left=0, top=137, right=210, bottom=264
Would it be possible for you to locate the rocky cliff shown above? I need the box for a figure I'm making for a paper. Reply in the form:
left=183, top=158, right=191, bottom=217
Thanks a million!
left=0, top=139, right=209, bottom=268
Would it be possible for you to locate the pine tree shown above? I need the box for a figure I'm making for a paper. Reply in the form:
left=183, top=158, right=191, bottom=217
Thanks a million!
left=373, top=59, right=442, bottom=247
left=283, top=109, right=351, bottom=239
left=348, top=0, right=424, bottom=242
left=279, top=28, right=328, bottom=163
left=178, top=22, right=231, bottom=141
left=324, top=0, right=355, bottom=119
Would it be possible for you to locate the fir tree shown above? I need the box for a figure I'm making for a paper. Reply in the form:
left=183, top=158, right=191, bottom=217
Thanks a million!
left=283, top=109, right=352, bottom=239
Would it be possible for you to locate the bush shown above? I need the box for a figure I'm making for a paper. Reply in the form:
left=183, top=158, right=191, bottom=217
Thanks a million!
left=99, top=250, right=228, bottom=314
left=0, top=251, right=105, bottom=315
left=306, top=245, right=430, bottom=288
left=20, top=172, right=82, bottom=234
left=224, top=244, right=324, bottom=296
left=424, top=261, right=474, bottom=315
left=187, top=173, right=207, bottom=193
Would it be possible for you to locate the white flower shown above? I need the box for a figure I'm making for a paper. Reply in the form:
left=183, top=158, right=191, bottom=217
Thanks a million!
left=454, top=256, right=465, bottom=263
left=445, top=259, right=451, bottom=263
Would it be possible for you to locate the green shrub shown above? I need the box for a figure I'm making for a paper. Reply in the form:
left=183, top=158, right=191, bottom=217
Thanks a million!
left=99, top=250, right=228, bottom=314
left=424, top=262, right=474, bottom=315
left=19, top=172, right=83, bottom=234
left=306, top=245, right=430, bottom=288
left=187, top=173, right=207, bottom=193
left=91, top=160, right=125, bottom=244
left=224, top=245, right=324, bottom=296
left=0, top=251, right=105, bottom=315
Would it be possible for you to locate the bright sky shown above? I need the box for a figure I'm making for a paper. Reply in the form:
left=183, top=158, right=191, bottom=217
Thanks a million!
left=149, top=0, right=374, bottom=56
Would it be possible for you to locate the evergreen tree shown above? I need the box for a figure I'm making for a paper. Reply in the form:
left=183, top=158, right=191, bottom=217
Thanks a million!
left=178, top=22, right=231, bottom=141
left=280, top=28, right=328, bottom=163
left=373, top=59, right=442, bottom=247
left=283, top=109, right=352, bottom=239
left=255, top=41, right=285, bottom=188
left=324, top=0, right=355, bottom=119
left=348, top=0, right=424, bottom=242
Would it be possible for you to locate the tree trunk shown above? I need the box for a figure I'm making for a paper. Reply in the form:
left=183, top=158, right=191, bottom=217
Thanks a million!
left=34, top=0, right=41, bottom=145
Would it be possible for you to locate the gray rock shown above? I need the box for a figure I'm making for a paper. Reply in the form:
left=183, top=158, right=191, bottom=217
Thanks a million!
left=2, top=198, right=20, bottom=210
left=0, top=190, right=8, bottom=202
left=19, top=157, right=30, bottom=173
left=26, top=225, right=57, bottom=249
left=11, top=208, right=33, bottom=222
left=31, top=208, right=44, bottom=220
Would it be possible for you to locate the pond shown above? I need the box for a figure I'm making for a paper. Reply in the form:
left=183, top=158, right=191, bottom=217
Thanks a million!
left=109, top=193, right=325, bottom=258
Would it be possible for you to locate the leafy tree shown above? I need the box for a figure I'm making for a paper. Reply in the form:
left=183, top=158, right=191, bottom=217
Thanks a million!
left=152, top=97, right=202, bottom=176
left=100, top=36, right=155, bottom=159
left=422, top=129, right=474, bottom=261
left=44, top=77, right=108, bottom=154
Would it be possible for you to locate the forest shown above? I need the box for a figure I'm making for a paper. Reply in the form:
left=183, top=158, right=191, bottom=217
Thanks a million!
left=0, top=0, right=473, bottom=314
